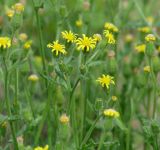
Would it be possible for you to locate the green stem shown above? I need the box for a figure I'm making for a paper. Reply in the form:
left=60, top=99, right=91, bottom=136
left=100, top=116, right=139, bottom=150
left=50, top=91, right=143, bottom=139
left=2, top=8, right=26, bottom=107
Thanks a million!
left=97, top=131, right=106, bottom=150
left=149, top=58, right=157, bottom=118
left=80, top=115, right=102, bottom=149
left=31, top=0, right=48, bottom=86
left=3, top=57, right=19, bottom=150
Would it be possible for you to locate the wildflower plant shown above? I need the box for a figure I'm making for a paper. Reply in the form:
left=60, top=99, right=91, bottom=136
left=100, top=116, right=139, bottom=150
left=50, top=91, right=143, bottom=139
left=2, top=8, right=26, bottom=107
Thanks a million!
left=1, top=0, right=160, bottom=150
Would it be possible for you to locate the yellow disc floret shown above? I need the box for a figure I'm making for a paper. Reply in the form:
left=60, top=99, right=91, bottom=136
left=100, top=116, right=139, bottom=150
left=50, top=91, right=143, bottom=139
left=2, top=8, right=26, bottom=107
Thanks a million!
left=0, top=37, right=11, bottom=49
left=47, top=40, right=67, bottom=56
left=96, top=74, right=115, bottom=89
left=103, top=108, right=120, bottom=118
left=76, top=34, right=96, bottom=52
left=61, top=30, right=77, bottom=43
left=145, top=34, right=156, bottom=42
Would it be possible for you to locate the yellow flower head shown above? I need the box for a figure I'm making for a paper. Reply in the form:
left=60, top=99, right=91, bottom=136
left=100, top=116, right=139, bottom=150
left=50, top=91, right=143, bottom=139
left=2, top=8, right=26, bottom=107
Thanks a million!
left=61, top=30, right=77, bottom=43
left=23, top=40, right=32, bottom=49
left=104, top=22, right=118, bottom=32
left=28, top=74, right=39, bottom=82
left=143, top=65, right=151, bottom=73
left=47, top=40, right=67, bottom=56
left=111, top=96, right=118, bottom=101
left=76, top=34, right=96, bottom=52
left=6, top=9, right=15, bottom=18
left=76, top=19, right=83, bottom=27
left=138, top=27, right=151, bottom=33
left=96, top=74, right=115, bottom=89
left=34, top=145, right=49, bottom=150
left=104, top=30, right=116, bottom=44
left=12, top=3, right=24, bottom=13
left=93, top=34, right=102, bottom=42
left=145, top=34, right=156, bottom=42
left=135, top=44, right=146, bottom=53
left=0, top=37, right=11, bottom=49
left=125, top=34, right=134, bottom=43
left=103, top=108, right=120, bottom=118
left=59, top=114, right=69, bottom=124
left=19, top=33, right=28, bottom=41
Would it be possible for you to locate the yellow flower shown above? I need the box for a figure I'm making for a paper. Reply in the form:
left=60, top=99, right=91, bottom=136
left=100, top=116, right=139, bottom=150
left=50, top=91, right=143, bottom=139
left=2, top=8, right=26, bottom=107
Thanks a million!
left=104, top=22, right=118, bottom=32
left=19, top=33, right=28, bottom=41
left=103, top=108, right=120, bottom=118
left=76, top=19, right=83, bottom=27
left=135, top=44, right=146, bottom=53
left=112, top=96, right=118, bottom=101
left=28, top=74, right=39, bottom=82
left=0, top=37, right=11, bottom=49
left=96, top=74, right=115, bottom=89
left=61, top=30, right=77, bottom=43
left=138, top=27, right=151, bottom=33
left=143, top=65, right=151, bottom=73
left=125, top=34, right=134, bottom=43
left=34, top=145, right=49, bottom=150
left=104, top=30, right=116, bottom=44
left=76, top=34, right=96, bottom=52
left=47, top=40, right=67, bottom=56
left=145, top=34, right=156, bottom=42
left=12, top=3, right=24, bottom=13
left=93, top=34, right=102, bottom=42
left=59, top=114, right=69, bottom=124
left=23, top=40, right=32, bottom=49
left=6, top=9, right=15, bottom=18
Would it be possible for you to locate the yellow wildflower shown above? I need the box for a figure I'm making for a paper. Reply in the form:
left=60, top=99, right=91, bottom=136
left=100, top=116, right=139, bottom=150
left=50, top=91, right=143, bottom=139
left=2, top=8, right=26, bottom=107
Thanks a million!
left=112, top=96, right=118, bottom=101
left=76, top=19, right=83, bottom=27
left=59, top=114, right=69, bottom=124
left=138, top=27, right=151, bottom=33
left=103, top=108, right=120, bottom=118
left=93, top=34, right=102, bottom=42
left=135, top=44, right=146, bottom=53
left=143, top=65, right=151, bottom=73
left=34, top=145, right=49, bottom=150
left=19, top=33, right=28, bottom=41
left=76, top=34, right=96, bottom=52
left=145, top=34, right=156, bottom=42
left=125, top=34, right=134, bottom=43
left=104, top=30, right=116, bottom=44
left=6, top=9, right=15, bottom=18
left=23, top=40, right=32, bottom=49
left=12, top=3, right=24, bottom=13
left=28, top=74, right=39, bottom=82
left=96, top=74, right=115, bottom=89
left=104, top=22, right=118, bottom=32
left=61, top=30, right=77, bottom=43
left=0, top=37, right=11, bottom=49
left=47, top=40, right=67, bottom=56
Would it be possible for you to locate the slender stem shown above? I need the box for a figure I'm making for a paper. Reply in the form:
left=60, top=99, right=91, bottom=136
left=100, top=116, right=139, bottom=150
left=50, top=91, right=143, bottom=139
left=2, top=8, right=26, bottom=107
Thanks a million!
left=31, top=0, right=48, bottom=86
left=3, top=57, right=19, bottom=150
left=149, top=58, right=157, bottom=118
left=80, top=115, right=102, bottom=148
left=97, top=131, right=106, bottom=150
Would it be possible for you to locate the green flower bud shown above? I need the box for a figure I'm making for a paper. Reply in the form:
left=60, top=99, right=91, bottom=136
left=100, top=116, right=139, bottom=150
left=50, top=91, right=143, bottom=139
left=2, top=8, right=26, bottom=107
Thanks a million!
left=80, top=64, right=87, bottom=75
left=11, top=13, right=23, bottom=30
left=33, top=0, right=44, bottom=9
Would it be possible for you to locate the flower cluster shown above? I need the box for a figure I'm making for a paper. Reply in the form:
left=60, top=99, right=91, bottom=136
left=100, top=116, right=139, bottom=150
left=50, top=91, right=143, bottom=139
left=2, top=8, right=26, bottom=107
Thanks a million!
left=103, top=108, right=120, bottom=118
